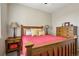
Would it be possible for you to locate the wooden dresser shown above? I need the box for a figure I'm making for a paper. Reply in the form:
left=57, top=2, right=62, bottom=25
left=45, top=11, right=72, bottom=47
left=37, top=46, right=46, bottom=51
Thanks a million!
left=56, top=22, right=77, bottom=38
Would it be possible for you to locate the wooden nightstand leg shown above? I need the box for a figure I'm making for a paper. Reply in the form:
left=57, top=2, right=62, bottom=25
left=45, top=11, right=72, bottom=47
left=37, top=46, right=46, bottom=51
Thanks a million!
left=5, top=40, right=8, bottom=54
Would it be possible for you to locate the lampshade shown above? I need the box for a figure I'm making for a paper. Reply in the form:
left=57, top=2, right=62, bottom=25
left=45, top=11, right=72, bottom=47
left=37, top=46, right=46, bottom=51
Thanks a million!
left=10, top=22, right=19, bottom=28
left=43, top=25, right=49, bottom=30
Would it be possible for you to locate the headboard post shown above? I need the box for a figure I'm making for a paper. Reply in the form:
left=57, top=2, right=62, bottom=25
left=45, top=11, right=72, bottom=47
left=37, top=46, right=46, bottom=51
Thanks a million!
left=21, top=25, right=23, bottom=38
left=25, top=42, right=34, bottom=56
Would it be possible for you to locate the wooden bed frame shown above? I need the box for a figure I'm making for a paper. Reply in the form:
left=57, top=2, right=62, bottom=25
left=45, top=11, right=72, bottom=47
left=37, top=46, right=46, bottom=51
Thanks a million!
left=17, top=25, right=77, bottom=56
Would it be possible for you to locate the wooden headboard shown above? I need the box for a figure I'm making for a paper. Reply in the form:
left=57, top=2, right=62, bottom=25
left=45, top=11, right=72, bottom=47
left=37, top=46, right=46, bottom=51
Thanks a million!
left=21, top=25, right=44, bottom=36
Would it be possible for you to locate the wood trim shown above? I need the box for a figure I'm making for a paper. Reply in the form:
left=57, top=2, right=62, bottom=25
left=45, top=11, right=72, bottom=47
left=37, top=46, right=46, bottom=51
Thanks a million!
left=21, top=25, right=43, bottom=29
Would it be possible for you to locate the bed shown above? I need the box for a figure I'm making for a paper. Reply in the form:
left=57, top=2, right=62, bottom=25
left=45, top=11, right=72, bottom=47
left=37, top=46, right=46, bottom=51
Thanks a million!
left=17, top=25, right=77, bottom=56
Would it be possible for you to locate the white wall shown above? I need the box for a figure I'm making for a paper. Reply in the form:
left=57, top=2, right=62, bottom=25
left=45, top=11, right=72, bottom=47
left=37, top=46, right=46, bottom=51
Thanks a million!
left=52, top=4, right=79, bottom=48
left=8, top=4, right=52, bottom=37
left=0, top=4, right=1, bottom=38
left=0, top=3, right=8, bottom=55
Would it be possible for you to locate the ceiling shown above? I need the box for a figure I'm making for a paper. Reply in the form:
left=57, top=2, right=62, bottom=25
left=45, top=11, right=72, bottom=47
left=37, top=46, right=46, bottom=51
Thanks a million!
left=19, top=3, right=68, bottom=13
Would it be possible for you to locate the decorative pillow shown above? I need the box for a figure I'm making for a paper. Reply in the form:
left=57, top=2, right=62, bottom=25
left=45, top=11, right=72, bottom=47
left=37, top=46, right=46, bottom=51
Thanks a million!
left=31, top=29, right=39, bottom=36
left=38, top=30, right=45, bottom=36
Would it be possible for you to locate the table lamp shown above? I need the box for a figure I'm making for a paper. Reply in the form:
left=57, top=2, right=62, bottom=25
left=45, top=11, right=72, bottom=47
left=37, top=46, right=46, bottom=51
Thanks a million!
left=10, top=22, right=19, bottom=38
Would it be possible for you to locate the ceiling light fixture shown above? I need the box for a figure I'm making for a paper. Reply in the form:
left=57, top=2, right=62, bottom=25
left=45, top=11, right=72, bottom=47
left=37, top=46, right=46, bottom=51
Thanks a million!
left=44, top=3, right=48, bottom=4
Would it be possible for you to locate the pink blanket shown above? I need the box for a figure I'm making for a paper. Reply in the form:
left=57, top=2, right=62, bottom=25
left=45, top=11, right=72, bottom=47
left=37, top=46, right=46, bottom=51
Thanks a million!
left=21, top=35, right=65, bottom=56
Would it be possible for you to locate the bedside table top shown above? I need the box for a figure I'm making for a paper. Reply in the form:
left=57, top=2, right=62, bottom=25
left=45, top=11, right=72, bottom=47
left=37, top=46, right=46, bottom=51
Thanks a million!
left=6, top=37, right=21, bottom=43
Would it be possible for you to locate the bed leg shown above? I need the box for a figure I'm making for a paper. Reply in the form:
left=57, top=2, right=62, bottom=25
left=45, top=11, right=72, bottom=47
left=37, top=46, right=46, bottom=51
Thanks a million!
left=25, top=42, right=34, bottom=56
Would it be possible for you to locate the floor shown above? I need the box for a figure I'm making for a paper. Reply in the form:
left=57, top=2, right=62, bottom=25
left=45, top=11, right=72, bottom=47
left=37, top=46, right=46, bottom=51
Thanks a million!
left=6, top=51, right=79, bottom=56
left=6, top=51, right=17, bottom=56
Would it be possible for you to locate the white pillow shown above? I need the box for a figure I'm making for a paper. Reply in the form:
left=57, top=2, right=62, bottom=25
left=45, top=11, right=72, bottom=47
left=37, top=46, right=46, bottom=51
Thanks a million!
left=25, top=29, right=32, bottom=35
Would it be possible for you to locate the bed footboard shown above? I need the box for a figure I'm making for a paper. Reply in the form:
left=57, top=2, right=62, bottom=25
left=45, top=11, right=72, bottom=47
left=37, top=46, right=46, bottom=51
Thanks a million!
left=25, top=38, right=77, bottom=56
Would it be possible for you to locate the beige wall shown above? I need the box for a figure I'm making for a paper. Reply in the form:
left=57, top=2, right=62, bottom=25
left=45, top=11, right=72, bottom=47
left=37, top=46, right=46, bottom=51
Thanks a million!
left=0, top=3, right=8, bottom=55
left=52, top=4, right=79, bottom=48
left=8, top=4, right=52, bottom=37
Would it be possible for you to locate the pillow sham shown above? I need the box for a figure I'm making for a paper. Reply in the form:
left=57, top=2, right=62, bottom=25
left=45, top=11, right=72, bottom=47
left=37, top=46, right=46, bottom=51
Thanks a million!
left=31, top=29, right=45, bottom=36
left=38, top=30, right=45, bottom=36
left=31, top=29, right=39, bottom=36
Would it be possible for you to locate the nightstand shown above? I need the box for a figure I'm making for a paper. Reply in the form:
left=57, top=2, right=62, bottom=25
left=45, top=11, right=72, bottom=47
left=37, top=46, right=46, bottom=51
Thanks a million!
left=5, top=37, right=21, bottom=55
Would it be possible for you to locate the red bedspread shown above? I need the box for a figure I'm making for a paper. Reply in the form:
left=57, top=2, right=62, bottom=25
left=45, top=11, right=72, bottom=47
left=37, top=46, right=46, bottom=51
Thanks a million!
left=21, top=35, right=65, bottom=56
